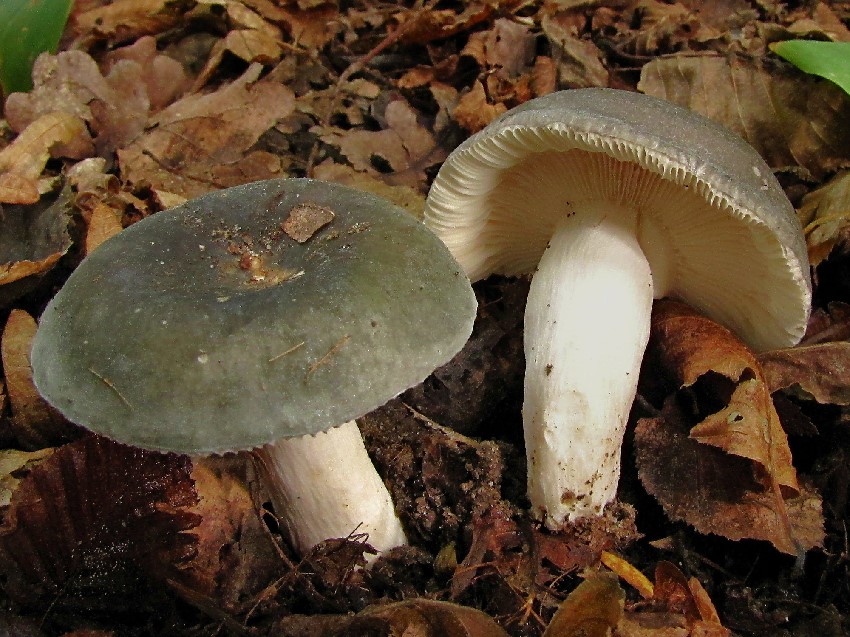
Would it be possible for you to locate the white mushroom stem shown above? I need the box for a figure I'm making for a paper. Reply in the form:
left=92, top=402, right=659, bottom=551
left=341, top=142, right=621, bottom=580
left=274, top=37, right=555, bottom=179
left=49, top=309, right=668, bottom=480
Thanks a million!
left=523, top=212, right=654, bottom=527
left=255, top=420, right=408, bottom=556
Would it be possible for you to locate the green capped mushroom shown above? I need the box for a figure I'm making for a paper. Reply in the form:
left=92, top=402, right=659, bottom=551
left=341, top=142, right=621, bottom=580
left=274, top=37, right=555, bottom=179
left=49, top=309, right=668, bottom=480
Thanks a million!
left=31, top=178, right=477, bottom=556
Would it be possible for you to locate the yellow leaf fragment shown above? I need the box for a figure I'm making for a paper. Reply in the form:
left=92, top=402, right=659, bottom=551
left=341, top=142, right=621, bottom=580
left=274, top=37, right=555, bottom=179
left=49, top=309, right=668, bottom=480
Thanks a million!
left=600, top=550, right=654, bottom=599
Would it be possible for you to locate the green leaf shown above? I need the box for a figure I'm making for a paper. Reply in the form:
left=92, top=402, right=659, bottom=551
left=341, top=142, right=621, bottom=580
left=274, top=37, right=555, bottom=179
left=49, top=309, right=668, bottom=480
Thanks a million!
left=0, top=0, right=73, bottom=97
left=770, top=40, right=850, bottom=97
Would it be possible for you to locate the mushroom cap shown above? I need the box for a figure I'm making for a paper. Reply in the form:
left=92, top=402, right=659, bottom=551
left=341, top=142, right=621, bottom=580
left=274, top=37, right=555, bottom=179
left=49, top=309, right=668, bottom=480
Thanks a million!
left=32, top=178, right=476, bottom=454
left=424, top=88, right=811, bottom=352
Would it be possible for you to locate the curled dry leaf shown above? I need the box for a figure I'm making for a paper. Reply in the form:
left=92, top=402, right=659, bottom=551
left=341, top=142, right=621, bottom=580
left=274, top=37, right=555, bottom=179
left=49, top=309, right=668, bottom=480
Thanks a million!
left=0, top=435, right=199, bottom=615
left=1, top=310, right=74, bottom=450
left=118, top=64, right=295, bottom=198
left=638, top=54, right=850, bottom=179
left=543, top=572, right=624, bottom=637
left=0, top=186, right=73, bottom=294
left=758, top=342, right=850, bottom=406
left=84, top=202, right=124, bottom=255
left=330, top=599, right=510, bottom=637
left=0, top=112, right=93, bottom=204
left=636, top=300, right=823, bottom=554
left=797, top=170, right=850, bottom=265
left=167, top=456, right=287, bottom=616
left=72, top=0, right=187, bottom=45
left=635, top=400, right=824, bottom=554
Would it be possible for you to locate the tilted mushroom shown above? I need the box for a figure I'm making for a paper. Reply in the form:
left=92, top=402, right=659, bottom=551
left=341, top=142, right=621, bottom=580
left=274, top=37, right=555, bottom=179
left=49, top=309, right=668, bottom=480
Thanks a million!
left=31, top=178, right=477, bottom=556
left=424, top=88, right=811, bottom=527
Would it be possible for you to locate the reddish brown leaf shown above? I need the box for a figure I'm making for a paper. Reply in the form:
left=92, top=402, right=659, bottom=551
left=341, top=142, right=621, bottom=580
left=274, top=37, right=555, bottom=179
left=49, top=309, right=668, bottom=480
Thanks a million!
left=759, top=342, right=850, bottom=406
left=0, top=436, right=199, bottom=614
left=453, top=81, right=508, bottom=134
left=84, top=202, right=124, bottom=255
left=169, top=456, right=286, bottom=614
left=643, top=300, right=797, bottom=492
left=635, top=399, right=824, bottom=554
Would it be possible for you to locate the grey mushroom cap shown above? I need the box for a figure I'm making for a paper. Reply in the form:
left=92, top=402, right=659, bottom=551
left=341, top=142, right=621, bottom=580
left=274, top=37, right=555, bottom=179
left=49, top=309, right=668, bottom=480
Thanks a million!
left=425, top=87, right=811, bottom=352
left=32, top=178, right=477, bottom=454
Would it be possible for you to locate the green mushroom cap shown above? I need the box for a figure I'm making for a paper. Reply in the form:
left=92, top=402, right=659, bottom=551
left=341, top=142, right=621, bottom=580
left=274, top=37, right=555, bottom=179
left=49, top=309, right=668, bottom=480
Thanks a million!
left=32, top=178, right=477, bottom=454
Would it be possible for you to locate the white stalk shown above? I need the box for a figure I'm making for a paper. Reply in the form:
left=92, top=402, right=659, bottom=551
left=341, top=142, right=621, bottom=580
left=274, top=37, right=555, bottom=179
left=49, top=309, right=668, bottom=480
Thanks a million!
left=255, top=420, right=408, bottom=556
left=523, top=212, right=653, bottom=526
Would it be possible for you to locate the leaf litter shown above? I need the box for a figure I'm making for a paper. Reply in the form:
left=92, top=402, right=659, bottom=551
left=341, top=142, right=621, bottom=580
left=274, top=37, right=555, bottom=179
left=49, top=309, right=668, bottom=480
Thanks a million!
left=1, top=1, right=850, bottom=635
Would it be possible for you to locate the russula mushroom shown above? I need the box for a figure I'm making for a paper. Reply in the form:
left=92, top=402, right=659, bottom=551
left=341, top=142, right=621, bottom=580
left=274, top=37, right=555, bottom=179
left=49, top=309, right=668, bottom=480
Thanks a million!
left=31, top=178, right=477, bottom=556
left=424, top=88, right=811, bottom=527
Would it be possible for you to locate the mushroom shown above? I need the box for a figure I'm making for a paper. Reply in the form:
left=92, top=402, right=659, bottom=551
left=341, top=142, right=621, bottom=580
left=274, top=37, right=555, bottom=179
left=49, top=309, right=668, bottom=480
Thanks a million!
left=424, top=88, right=811, bottom=527
left=31, top=178, right=477, bottom=556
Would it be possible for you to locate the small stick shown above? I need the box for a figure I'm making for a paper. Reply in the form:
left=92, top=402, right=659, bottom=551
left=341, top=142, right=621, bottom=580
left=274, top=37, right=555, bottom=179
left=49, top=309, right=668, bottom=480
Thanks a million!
left=304, top=335, right=350, bottom=380
left=269, top=341, right=305, bottom=362
left=88, top=367, right=132, bottom=409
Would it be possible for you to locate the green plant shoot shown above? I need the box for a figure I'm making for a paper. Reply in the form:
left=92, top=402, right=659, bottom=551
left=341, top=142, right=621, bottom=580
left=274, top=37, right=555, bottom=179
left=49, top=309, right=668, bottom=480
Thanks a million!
left=770, top=40, right=850, bottom=97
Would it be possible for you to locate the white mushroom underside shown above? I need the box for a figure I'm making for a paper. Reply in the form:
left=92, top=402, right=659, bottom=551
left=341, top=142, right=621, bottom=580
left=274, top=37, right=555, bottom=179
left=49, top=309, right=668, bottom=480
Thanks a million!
left=255, top=420, right=407, bottom=557
left=427, top=140, right=809, bottom=352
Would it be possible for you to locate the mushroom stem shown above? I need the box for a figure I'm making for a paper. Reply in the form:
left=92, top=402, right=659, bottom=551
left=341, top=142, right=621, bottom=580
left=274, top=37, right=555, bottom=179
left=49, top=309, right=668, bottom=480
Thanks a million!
left=523, top=213, right=653, bottom=526
left=255, top=420, right=408, bottom=556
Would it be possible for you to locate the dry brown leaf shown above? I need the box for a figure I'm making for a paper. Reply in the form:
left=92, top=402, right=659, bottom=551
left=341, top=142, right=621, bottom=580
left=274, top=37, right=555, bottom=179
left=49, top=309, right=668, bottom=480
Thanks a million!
left=541, top=13, right=610, bottom=88
left=195, top=29, right=285, bottom=90
left=396, top=2, right=523, bottom=45
left=643, top=300, right=797, bottom=492
left=0, top=187, right=73, bottom=290
left=758, top=342, right=850, bottom=406
left=168, top=456, right=285, bottom=614
left=635, top=400, right=824, bottom=554
left=73, top=0, right=187, bottom=44
left=453, top=81, right=508, bottom=134
left=638, top=54, right=850, bottom=179
left=118, top=64, right=295, bottom=198
left=797, top=170, right=850, bottom=265
left=320, top=98, right=443, bottom=188
left=1, top=310, right=73, bottom=450
left=336, top=599, right=510, bottom=637
left=4, top=49, right=168, bottom=157
left=0, top=112, right=93, bottom=203
left=0, top=435, right=199, bottom=614
left=543, top=572, right=624, bottom=637
left=312, top=161, right=426, bottom=217
left=85, top=202, right=124, bottom=255
left=0, top=173, right=40, bottom=205
left=102, top=36, right=189, bottom=112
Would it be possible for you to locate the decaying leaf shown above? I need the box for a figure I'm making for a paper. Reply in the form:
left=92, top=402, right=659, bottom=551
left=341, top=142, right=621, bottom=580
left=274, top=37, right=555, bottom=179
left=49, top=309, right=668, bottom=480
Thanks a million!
left=85, top=202, right=124, bottom=255
left=168, top=456, right=286, bottom=615
left=758, top=342, right=850, bottom=406
left=642, top=299, right=797, bottom=491
left=452, top=81, right=508, bottom=134
left=0, top=448, right=54, bottom=507
left=332, top=599, right=510, bottom=637
left=543, top=571, right=624, bottom=637
left=0, top=186, right=73, bottom=293
left=73, top=0, right=189, bottom=45
left=797, top=170, right=850, bottom=265
left=0, top=435, right=199, bottom=615
left=635, top=400, right=824, bottom=554
left=0, top=112, right=93, bottom=204
left=638, top=53, right=850, bottom=179
left=4, top=46, right=185, bottom=157
left=118, top=64, right=295, bottom=198
left=636, top=300, right=823, bottom=554
left=1, top=310, right=74, bottom=450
